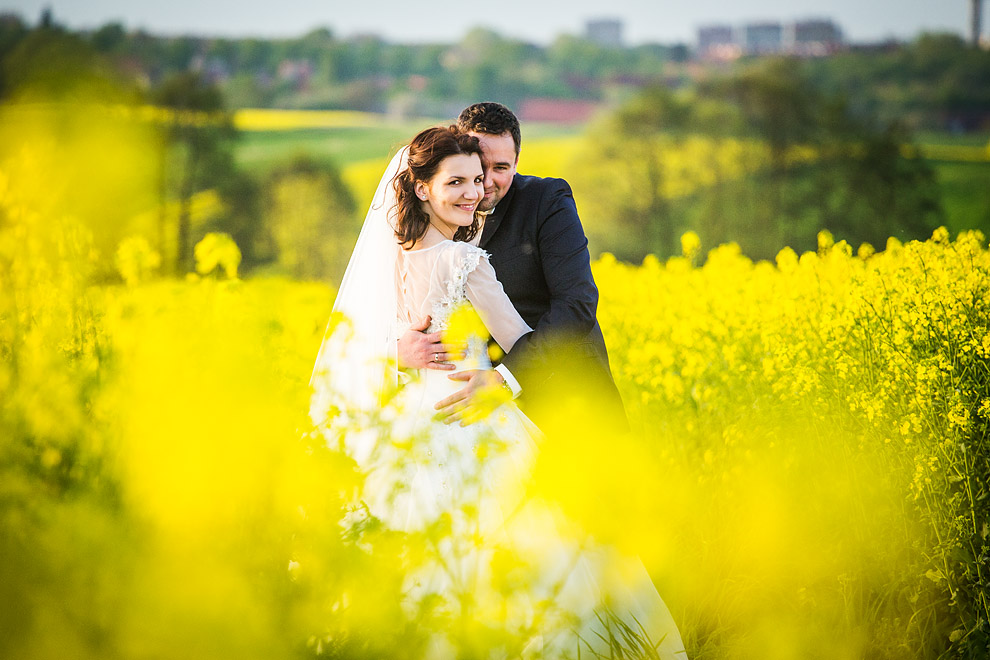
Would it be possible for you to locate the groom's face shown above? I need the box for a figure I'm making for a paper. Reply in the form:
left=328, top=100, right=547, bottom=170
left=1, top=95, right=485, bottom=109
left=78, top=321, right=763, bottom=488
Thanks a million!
left=470, top=131, right=518, bottom=213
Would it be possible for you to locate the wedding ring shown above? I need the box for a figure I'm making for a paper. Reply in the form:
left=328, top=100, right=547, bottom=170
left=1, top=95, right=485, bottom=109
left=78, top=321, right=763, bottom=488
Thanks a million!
left=434, top=353, right=441, bottom=363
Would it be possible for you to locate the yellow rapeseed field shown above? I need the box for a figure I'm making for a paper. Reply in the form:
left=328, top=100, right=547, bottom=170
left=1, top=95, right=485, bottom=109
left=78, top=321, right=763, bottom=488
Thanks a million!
left=234, top=108, right=384, bottom=131
left=3, top=104, right=989, bottom=659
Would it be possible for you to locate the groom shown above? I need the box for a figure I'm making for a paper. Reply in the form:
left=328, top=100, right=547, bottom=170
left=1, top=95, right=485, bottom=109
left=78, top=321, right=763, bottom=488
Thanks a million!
left=397, top=102, right=627, bottom=430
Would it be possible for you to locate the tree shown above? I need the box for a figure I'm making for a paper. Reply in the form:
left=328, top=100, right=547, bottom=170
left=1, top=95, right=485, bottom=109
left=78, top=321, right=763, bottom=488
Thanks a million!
left=89, top=22, right=126, bottom=54
left=807, top=114, right=943, bottom=249
left=1, top=24, right=128, bottom=103
left=0, top=14, right=28, bottom=96
left=574, top=62, right=944, bottom=262
left=570, top=86, right=693, bottom=260
left=202, top=171, right=268, bottom=273
left=263, top=155, right=357, bottom=281
left=690, top=58, right=943, bottom=257
left=803, top=33, right=990, bottom=132
left=723, top=59, right=820, bottom=240
left=151, top=71, right=236, bottom=274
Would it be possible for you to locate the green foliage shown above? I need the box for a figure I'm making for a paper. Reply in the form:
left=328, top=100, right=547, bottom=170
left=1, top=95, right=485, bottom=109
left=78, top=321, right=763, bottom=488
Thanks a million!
left=0, top=14, right=28, bottom=95
left=2, top=13, right=988, bottom=135
left=934, top=161, right=990, bottom=236
left=152, top=71, right=239, bottom=274
left=262, top=154, right=357, bottom=281
left=0, top=16, right=690, bottom=112
left=89, top=21, right=126, bottom=54
left=710, top=58, right=943, bottom=256
left=0, top=24, right=135, bottom=103
left=571, top=87, right=693, bottom=259
left=803, top=33, right=990, bottom=132
left=573, top=62, right=945, bottom=261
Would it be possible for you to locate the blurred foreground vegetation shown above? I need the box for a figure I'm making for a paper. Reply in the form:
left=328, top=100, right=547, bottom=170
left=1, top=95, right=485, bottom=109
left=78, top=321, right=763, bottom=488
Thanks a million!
left=1, top=75, right=989, bottom=660
left=3, top=113, right=990, bottom=656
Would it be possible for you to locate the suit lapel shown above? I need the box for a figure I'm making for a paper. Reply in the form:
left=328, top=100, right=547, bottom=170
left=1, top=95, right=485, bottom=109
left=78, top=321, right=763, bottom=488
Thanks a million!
left=479, top=177, right=518, bottom=248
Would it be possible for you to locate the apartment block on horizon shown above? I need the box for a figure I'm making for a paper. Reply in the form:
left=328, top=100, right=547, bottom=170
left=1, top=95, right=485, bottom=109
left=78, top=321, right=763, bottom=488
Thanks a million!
left=697, top=18, right=844, bottom=60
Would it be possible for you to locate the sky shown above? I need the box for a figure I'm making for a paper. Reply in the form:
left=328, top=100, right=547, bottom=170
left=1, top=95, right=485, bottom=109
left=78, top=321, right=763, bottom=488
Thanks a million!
left=0, top=0, right=978, bottom=46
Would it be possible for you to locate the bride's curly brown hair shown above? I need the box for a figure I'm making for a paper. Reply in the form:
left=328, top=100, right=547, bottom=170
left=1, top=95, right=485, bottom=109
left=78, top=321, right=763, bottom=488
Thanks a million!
left=392, top=126, right=483, bottom=248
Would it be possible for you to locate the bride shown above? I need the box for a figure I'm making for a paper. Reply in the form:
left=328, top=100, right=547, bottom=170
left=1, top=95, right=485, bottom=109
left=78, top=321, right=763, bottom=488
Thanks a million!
left=310, top=126, right=686, bottom=659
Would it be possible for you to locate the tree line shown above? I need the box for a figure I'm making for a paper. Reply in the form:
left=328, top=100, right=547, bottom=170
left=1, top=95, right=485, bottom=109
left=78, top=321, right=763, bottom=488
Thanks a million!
left=573, top=59, right=945, bottom=262
left=2, top=10, right=988, bottom=132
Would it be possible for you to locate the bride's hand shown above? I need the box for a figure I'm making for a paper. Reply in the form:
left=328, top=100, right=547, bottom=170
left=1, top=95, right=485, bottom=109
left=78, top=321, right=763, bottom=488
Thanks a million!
left=397, top=315, right=465, bottom=370
left=435, top=369, right=511, bottom=426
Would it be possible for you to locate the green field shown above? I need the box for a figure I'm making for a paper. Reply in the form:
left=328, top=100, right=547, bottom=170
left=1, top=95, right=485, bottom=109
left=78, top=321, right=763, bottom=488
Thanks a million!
left=234, top=126, right=420, bottom=174
left=915, top=131, right=990, bottom=147
left=233, top=120, right=990, bottom=242
left=935, top=160, right=990, bottom=234
left=234, top=119, right=583, bottom=175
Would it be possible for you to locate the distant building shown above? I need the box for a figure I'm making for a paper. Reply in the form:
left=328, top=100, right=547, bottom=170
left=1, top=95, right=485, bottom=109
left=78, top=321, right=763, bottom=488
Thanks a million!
left=585, top=19, right=623, bottom=48
left=742, top=22, right=783, bottom=55
left=789, top=19, right=844, bottom=56
left=276, top=59, right=313, bottom=90
left=697, top=24, right=740, bottom=60
left=518, top=98, right=602, bottom=124
left=191, top=54, right=232, bottom=84
left=697, top=18, right=845, bottom=59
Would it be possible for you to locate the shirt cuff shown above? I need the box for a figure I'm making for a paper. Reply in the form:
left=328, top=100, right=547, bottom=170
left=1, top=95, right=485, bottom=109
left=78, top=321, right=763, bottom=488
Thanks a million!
left=495, top=364, right=522, bottom=399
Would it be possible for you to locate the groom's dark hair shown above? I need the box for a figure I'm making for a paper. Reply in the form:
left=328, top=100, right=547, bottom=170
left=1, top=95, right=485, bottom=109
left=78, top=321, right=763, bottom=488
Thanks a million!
left=457, top=102, right=521, bottom=156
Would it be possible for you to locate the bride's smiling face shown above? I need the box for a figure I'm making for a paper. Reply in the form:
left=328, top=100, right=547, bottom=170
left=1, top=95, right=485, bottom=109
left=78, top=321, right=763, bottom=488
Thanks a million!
left=416, top=153, right=484, bottom=237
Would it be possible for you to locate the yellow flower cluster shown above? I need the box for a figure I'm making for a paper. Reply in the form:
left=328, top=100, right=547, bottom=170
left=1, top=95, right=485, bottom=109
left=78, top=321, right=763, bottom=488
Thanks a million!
left=592, top=228, right=990, bottom=654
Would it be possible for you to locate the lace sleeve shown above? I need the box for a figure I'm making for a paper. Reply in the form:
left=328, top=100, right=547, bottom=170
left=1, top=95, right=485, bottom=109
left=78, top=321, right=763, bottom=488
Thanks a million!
left=457, top=246, right=533, bottom=353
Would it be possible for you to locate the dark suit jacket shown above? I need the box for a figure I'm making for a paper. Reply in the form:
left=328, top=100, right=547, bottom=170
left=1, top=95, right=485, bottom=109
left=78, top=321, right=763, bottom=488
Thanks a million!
left=478, top=173, right=627, bottom=428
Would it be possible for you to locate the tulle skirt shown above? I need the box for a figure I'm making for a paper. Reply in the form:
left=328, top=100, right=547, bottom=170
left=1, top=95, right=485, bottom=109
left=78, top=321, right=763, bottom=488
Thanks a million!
left=344, top=368, right=687, bottom=659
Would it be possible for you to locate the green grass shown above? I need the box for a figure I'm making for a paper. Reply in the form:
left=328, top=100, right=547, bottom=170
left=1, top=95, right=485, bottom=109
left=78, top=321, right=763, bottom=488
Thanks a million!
left=234, top=126, right=418, bottom=174
left=914, top=131, right=990, bottom=236
left=232, top=120, right=585, bottom=176
left=916, top=131, right=990, bottom=147
left=931, top=160, right=990, bottom=235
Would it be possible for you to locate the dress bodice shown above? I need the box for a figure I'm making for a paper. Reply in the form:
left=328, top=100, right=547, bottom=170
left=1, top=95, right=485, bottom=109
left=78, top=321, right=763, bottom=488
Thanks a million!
left=400, top=241, right=486, bottom=333
left=397, top=240, right=532, bottom=371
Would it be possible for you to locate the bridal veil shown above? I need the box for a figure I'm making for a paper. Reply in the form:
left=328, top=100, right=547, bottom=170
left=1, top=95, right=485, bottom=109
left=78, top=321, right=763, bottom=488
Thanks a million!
left=310, top=147, right=408, bottom=429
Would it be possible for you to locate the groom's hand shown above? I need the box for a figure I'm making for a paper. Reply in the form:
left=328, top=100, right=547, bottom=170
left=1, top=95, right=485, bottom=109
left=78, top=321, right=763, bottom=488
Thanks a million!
left=397, top=315, right=465, bottom=370
left=435, top=370, right=510, bottom=426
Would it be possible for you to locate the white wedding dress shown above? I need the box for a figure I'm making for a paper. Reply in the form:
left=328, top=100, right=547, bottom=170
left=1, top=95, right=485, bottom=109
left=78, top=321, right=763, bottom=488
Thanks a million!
left=310, top=150, right=686, bottom=659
